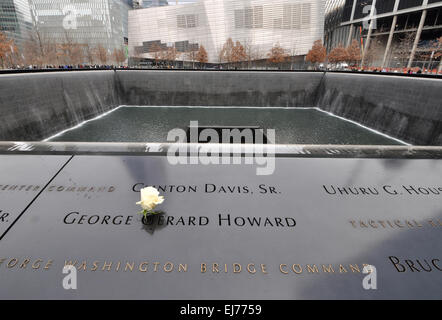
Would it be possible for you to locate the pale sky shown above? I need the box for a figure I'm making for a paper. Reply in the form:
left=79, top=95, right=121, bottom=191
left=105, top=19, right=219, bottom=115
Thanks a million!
left=168, top=0, right=197, bottom=5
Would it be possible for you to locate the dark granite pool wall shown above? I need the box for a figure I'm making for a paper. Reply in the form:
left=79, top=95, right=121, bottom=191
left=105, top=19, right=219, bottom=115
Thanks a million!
left=115, top=70, right=322, bottom=108
left=0, top=70, right=441, bottom=145
left=0, top=70, right=119, bottom=141
left=316, top=73, right=442, bottom=145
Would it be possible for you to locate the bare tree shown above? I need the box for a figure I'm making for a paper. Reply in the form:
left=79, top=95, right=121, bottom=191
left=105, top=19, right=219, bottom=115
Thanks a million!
left=252, top=46, right=265, bottom=68
left=185, top=49, right=197, bottom=69
left=219, top=38, right=248, bottom=69
left=113, top=48, right=126, bottom=66
left=393, top=32, right=416, bottom=68
left=363, top=36, right=384, bottom=67
left=232, top=41, right=247, bottom=67
left=435, top=36, right=442, bottom=73
left=328, top=44, right=348, bottom=64
left=244, top=39, right=255, bottom=69
left=420, top=36, right=442, bottom=72
left=21, top=30, right=62, bottom=67
left=6, top=41, right=22, bottom=68
left=346, top=40, right=362, bottom=66
left=94, top=44, right=109, bottom=65
left=57, top=42, right=71, bottom=65
left=219, top=38, right=235, bottom=65
left=165, top=46, right=178, bottom=68
left=436, top=36, right=442, bottom=55
left=267, top=43, right=288, bottom=68
left=243, top=40, right=265, bottom=69
left=196, top=45, right=208, bottom=67
left=22, top=26, right=69, bottom=67
left=42, top=39, right=57, bottom=66
left=305, top=39, right=327, bottom=68
left=150, top=43, right=164, bottom=66
left=0, top=31, right=17, bottom=68
left=23, top=32, right=45, bottom=67
left=55, top=32, right=81, bottom=66
left=84, top=43, right=95, bottom=65
left=70, top=44, right=84, bottom=66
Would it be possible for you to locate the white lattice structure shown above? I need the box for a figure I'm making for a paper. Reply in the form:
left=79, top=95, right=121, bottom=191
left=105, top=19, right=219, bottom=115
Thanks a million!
left=129, top=0, right=324, bottom=62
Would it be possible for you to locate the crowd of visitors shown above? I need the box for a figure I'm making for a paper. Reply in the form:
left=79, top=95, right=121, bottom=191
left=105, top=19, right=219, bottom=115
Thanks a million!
left=1, top=64, right=440, bottom=76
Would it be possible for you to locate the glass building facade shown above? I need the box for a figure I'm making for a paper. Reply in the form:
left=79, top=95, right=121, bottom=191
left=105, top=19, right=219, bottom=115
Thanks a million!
left=0, top=0, right=33, bottom=47
left=134, top=0, right=169, bottom=8
left=28, top=0, right=131, bottom=54
left=324, top=0, right=349, bottom=50
left=334, top=0, right=442, bottom=68
left=129, top=0, right=324, bottom=63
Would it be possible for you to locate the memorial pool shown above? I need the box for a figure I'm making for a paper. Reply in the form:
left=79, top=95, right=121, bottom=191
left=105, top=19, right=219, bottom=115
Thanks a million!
left=47, top=106, right=405, bottom=145
left=0, top=71, right=440, bottom=300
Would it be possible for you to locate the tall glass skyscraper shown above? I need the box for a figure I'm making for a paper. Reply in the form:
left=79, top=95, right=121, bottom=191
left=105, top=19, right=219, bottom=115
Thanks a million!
left=28, top=0, right=131, bottom=54
left=324, top=0, right=349, bottom=50
left=0, top=0, right=33, bottom=47
left=134, top=0, right=169, bottom=8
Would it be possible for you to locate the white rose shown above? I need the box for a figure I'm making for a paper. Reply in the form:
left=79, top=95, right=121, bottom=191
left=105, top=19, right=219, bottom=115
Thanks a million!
left=136, top=187, right=164, bottom=212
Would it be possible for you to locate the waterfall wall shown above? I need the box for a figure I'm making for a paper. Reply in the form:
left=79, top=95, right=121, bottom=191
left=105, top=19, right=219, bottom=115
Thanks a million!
left=317, top=73, right=442, bottom=145
left=0, top=70, right=440, bottom=145
left=0, top=71, right=119, bottom=141
left=115, top=70, right=322, bottom=108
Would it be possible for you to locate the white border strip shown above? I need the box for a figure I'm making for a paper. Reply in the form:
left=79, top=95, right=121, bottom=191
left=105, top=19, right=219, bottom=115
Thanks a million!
left=129, top=105, right=312, bottom=109
left=43, top=105, right=311, bottom=141
left=43, top=106, right=124, bottom=141
left=43, top=105, right=409, bottom=145
left=314, top=108, right=410, bottom=146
